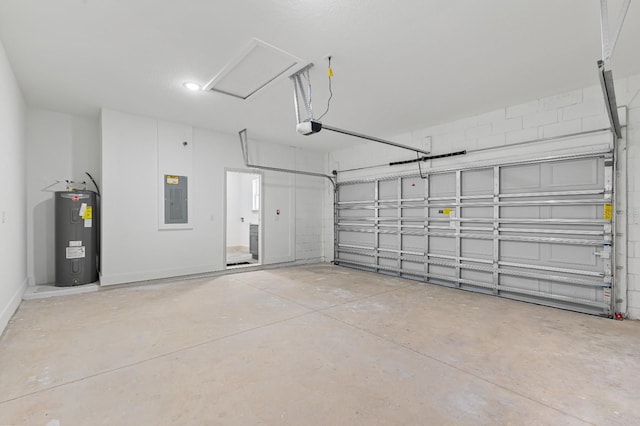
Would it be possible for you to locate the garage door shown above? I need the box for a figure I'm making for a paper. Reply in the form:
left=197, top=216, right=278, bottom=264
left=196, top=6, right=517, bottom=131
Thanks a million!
left=335, top=153, right=614, bottom=316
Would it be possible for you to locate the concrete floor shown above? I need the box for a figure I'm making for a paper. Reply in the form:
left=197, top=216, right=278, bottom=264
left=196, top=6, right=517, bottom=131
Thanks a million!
left=0, top=264, right=638, bottom=425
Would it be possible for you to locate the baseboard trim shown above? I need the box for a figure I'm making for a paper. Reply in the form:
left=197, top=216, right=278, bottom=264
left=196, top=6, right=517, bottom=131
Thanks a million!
left=98, top=258, right=327, bottom=290
left=99, top=264, right=224, bottom=286
left=0, top=277, right=28, bottom=337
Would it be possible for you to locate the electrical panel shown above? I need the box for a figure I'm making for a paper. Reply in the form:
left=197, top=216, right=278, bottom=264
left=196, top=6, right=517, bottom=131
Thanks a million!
left=164, top=175, right=188, bottom=224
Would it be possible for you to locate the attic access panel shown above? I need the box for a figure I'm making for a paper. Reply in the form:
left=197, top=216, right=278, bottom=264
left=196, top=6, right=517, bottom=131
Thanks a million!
left=204, top=38, right=306, bottom=100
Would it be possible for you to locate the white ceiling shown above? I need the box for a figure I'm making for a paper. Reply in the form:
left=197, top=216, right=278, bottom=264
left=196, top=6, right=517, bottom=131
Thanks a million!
left=1, top=0, right=639, bottom=151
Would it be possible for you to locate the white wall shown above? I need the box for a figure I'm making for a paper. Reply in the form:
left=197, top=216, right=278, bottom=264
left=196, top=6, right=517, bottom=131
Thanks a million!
left=157, top=120, right=193, bottom=230
left=295, top=150, right=329, bottom=261
left=626, top=75, right=640, bottom=319
left=26, top=109, right=100, bottom=285
left=100, top=109, right=326, bottom=286
left=226, top=171, right=259, bottom=248
left=330, top=73, right=640, bottom=319
left=0, top=39, right=27, bottom=335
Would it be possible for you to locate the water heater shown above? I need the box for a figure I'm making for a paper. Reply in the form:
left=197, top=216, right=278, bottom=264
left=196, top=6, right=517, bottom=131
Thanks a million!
left=55, top=190, right=98, bottom=286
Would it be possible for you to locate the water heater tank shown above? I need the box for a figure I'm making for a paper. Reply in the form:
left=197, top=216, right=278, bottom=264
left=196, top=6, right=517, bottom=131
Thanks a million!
left=55, top=190, right=98, bottom=286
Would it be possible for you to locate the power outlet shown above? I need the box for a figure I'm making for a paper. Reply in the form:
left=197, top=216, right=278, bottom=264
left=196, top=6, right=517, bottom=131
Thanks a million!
left=1, top=210, right=5, bottom=224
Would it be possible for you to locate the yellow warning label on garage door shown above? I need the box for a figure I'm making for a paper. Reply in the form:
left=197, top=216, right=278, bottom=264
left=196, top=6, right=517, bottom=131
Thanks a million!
left=166, top=175, right=179, bottom=185
left=603, top=203, right=612, bottom=220
left=443, top=208, right=452, bottom=216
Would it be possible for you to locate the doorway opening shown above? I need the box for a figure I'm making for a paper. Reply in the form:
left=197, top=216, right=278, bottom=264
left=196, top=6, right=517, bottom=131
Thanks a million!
left=226, top=170, right=261, bottom=269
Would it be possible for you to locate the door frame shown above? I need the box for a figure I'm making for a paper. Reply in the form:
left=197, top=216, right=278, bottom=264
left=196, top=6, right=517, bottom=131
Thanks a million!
left=223, top=168, right=264, bottom=269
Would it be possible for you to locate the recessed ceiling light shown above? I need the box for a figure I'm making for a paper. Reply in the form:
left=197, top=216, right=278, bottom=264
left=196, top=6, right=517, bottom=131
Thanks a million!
left=183, top=82, right=202, bottom=91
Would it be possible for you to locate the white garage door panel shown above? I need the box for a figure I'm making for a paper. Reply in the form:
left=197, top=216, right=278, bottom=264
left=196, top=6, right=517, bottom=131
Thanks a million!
left=501, top=165, right=541, bottom=191
left=462, top=239, right=493, bottom=259
left=549, top=159, right=599, bottom=187
left=402, top=235, right=425, bottom=251
left=340, top=252, right=373, bottom=264
left=430, top=264, right=457, bottom=278
left=340, top=182, right=374, bottom=199
left=551, top=205, right=598, bottom=219
left=403, top=207, right=425, bottom=218
left=339, top=231, right=374, bottom=246
left=462, top=269, right=493, bottom=283
left=461, top=206, right=493, bottom=217
left=379, top=180, right=397, bottom=199
left=379, top=234, right=397, bottom=249
left=402, top=178, right=425, bottom=197
left=335, top=153, right=614, bottom=316
left=379, top=257, right=398, bottom=268
left=500, top=241, right=541, bottom=261
left=502, top=205, right=541, bottom=218
left=429, top=173, right=456, bottom=197
left=339, top=210, right=372, bottom=219
left=401, top=260, right=424, bottom=273
left=462, top=168, right=493, bottom=195
left=429, top=236, right=455, bottom=254
left=549, top=244, right=599, bottom=267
